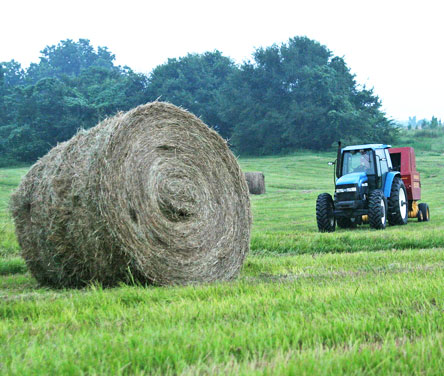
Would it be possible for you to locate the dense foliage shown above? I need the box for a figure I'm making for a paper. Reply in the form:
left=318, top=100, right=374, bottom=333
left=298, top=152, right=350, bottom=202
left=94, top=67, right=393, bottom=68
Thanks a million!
left=0, top=39, right=149, bottom=162
left=1, top=37, right=397, bottom=163
left=225, top=38, right=397, bottom=154
left=147, top=51, right=236, bottom=139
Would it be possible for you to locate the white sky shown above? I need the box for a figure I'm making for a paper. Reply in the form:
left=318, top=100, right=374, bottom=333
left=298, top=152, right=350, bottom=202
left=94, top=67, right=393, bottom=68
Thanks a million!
left=2, top=0, right=443, bottom=121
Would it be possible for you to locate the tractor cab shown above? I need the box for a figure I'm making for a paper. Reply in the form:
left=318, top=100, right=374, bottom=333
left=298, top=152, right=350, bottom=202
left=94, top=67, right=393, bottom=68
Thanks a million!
left=337, top=144, right=392, bottom=192
left=333, top=144, right=392, bottom=216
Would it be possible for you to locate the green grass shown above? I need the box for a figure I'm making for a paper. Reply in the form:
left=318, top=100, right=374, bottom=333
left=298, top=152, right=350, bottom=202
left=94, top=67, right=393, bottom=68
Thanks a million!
left=1, top=249, right=443, bottom=375
left=1, top=150, right=443, bottom=375
left=0, top=167, right=27, bottom=257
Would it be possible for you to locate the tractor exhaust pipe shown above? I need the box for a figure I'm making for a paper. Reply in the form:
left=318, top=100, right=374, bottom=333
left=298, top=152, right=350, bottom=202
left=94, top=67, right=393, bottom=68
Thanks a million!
left=336, top=141, right=342, bottom=178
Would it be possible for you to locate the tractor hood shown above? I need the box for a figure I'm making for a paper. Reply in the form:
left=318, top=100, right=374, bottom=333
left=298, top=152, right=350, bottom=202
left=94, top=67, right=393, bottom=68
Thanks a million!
left=336, top=172, right=368, bottom=187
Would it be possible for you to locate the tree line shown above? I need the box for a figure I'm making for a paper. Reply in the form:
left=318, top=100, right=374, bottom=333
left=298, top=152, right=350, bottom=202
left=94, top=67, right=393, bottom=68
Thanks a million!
left=408, top=116, right=443, bottom=130
left=0, top=37, right=397, bottom=164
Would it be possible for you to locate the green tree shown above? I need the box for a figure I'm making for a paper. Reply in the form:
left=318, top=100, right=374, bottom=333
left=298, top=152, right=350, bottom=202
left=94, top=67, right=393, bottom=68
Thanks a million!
left=430, top=116, right=438, bottom=129
left=224, top=37, right=396, bottom=154
left=421, top=119, right=429, bottom=129
left=75, top=65, right=149, bottom=121
left=0, top=65, right=6, bottom=127
left=0, top=37, right=398, bottom=163
left=0, top=60, right=25, bottom=87
left=26, top=39, right=116, bottom=83
left=147, top=51, right=237, bottom=138
left=1, top=77, right=88, bottom=161
left=0, top=40, right=150, bottom=162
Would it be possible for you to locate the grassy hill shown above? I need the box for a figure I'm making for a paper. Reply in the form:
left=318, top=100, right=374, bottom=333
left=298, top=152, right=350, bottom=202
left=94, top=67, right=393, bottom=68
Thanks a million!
left=1, top=149, right=443, bottom=375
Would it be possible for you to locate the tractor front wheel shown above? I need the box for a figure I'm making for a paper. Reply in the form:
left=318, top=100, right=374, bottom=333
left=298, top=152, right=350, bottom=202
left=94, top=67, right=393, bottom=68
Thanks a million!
left=369, top=189, right=387, bottom=230
left=316, top=193, right=335, bottom=232
left=388, top=177, right=408, bottom=226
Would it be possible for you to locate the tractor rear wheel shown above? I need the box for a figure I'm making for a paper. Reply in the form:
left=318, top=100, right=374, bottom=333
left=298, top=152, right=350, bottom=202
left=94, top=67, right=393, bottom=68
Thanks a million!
left=316, top=193, right=335, bottom=232
left=418, top=203, right=430, bottom=222
left=387, top=177, right=408, bottom=226
left=369, top=189, right=387, bottom=230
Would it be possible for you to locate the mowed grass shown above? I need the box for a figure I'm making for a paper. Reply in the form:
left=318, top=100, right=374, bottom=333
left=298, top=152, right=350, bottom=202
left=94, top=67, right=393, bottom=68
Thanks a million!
left=1, top=150, right=444, bottom=375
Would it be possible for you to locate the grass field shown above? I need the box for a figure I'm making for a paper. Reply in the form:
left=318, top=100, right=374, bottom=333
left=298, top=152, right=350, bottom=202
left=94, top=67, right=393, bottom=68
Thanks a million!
left=1, top=147, right=443, bottom=375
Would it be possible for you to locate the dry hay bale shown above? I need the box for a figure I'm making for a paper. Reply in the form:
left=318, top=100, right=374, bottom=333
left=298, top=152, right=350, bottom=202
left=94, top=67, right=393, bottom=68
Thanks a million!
left=244, top=172, right=266, bottom=195
left=10, top=102, right=252, bottom=288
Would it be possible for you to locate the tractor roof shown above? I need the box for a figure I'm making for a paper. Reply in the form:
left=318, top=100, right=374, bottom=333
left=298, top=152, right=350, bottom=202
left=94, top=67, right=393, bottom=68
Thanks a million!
left=342, top=144, right=391, bottom=152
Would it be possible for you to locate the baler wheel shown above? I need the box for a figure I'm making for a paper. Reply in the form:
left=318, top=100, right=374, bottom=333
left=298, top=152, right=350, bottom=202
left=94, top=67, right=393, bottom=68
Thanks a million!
left=417, top=209, right=423, bottom=222
left=418, top=203, right=430, bottom=222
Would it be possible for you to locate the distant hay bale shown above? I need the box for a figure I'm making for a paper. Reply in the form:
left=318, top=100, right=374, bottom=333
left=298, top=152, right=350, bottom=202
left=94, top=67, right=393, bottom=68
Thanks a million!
left=244, top=172, right=266, bottom=195
left=10, top=102, right=252, bottom=288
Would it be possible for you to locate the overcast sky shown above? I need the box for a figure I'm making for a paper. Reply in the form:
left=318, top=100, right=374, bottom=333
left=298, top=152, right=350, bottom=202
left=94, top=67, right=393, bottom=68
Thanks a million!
left=2, top=0, right=443, bottom=121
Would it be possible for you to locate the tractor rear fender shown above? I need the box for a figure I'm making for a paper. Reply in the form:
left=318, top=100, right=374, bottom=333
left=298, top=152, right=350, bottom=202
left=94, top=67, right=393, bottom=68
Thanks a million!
left=383, top=171, right=401, bottom=198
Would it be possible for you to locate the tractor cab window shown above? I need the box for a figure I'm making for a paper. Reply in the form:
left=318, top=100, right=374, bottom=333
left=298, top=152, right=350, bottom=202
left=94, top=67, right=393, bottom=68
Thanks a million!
left=342, top=150, right=375, bottom=175
left=384, top=149, right=393, bottom=170
left=375, top=149, right=389, bottom=175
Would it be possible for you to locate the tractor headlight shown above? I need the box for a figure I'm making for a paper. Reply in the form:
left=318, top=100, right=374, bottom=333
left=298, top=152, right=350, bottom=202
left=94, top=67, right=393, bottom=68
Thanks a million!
left=336, top=187, right=357, bottom=193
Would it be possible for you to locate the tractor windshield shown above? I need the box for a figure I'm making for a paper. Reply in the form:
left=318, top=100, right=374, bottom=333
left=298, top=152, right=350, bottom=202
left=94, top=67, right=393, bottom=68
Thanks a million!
left=342, top=149, right=375, bottom=175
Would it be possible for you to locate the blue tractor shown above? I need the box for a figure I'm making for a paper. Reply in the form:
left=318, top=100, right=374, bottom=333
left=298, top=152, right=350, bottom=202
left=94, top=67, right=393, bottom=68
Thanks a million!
left=316, top=142, right=409, bottom=231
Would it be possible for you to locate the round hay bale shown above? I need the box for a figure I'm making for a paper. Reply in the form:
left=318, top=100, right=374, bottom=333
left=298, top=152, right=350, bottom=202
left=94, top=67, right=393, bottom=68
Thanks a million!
left=10, top=102, right=252, bottom=288
left=244, top=172, right=266, bottom=195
